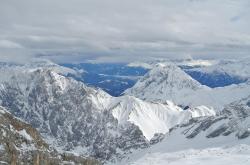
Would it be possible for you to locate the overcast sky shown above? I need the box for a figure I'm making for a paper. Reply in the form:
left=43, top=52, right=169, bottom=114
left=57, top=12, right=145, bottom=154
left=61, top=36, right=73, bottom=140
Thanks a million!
left=0, top=0, right=250, bottom=63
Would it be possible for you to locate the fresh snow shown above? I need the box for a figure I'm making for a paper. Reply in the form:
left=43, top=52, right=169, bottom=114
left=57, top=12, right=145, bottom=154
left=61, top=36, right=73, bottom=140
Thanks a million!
left=110, top=96, right=215, bottom=140
left=125, top=62, right=250, bottom=111
left=0, top=109, right=6, bottom=115
left=1, top=59, right=250, bottom=164
left=18, top=129, right=33, bottom=141
left=0, top=144, right=4, bottom=151
left=0, top=58, right=77, bottom=83
left=123, top=145, right=250, bottom=165
left=116, top=123, right=250, bottom=165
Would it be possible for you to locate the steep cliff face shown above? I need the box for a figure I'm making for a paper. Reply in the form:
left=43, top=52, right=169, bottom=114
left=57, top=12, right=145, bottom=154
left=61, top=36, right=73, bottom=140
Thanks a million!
left=0, top=61, right=225, bottom=163
left=183, top=95, right=250, bottom=140
left=0, top=106, right=99, bottom=165
left=0, top=69, right=149, bottom=161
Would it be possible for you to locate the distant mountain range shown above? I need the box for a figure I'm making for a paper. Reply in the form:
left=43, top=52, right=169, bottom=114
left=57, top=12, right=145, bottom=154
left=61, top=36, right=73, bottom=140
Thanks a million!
left=61, top=63, right=148, bottom=96
left=0, top=59, right=249, bottom=164
left=60, top=59, right=249, bottom=97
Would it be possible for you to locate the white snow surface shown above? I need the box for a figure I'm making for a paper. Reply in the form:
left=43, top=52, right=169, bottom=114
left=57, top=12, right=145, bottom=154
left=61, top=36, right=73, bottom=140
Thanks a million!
left=125, top=62, right=250, bottom=111
left=0, top=61, right=215, bottom=142
left=0, top=58, right=76, bottom=83
left=122, top=144, right=250, bottom=165
left=1, top=59, right=249, bottom=163
left=116, top=123, right=250, bottom=165
left=110, top=96, right=215, bottom=140
left=0, top=144, right=4, bottom=151
left=18, top=129, right=33, bottom=141
left=113, top=95, right=250, bottom=164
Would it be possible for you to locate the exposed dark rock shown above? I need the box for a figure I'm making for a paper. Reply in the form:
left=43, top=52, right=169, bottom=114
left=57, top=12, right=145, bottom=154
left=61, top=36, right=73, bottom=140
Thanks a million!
left=206, top=124, right=229, bottom=138
left=186, top=116, right=227, bottom=139
left=237, top=131, right=250, bottom=139
left=0, top=106, right=99, bottom=165
left=0, top=69, right=150, bottom=162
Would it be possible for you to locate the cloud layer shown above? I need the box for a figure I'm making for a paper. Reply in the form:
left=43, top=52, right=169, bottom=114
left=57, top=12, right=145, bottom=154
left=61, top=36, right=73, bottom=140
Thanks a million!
left=0, top=0, right=250, bottom=63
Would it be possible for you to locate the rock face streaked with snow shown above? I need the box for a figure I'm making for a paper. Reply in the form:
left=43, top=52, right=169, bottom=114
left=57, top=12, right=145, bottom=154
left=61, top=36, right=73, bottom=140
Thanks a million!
left=0, top=106, right=99, bottom=165
left=118, top=96, right=250, bottom=165
left=125, top=63, right=204, bottom=98
left=0, top=59, right=77, bottom=84
left=0, top=68, right=152, bottom=161
left=1, top=60, right=249, bottom=164
left=0, top=61, right=218, bottom=162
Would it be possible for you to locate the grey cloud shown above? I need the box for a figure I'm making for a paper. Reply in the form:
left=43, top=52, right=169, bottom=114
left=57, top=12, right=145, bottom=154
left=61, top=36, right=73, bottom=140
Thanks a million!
left=0, top=0, right=250, bottom=63
left=0, top=40, right=23, bottom=49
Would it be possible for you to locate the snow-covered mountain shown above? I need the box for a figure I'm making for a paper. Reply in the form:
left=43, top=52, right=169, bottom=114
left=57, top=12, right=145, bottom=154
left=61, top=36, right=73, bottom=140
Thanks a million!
left=1, top=59, right=249, bottom=164
left=189, top=58, right=250, bottom=80
left=118, top=95, right=250, bottom=165
left=0, top=68, right=151, bottom=161
left=125, top=62, right=250, bottom=110
left=110, top=96, right=215, bottom=140
left=0, top=60, right=217, bottom=163
left=0, top=59, right=77, bottom=83
left=185, top=58, right=250, bottom=88
left=125, top=63, right=206, bottom=101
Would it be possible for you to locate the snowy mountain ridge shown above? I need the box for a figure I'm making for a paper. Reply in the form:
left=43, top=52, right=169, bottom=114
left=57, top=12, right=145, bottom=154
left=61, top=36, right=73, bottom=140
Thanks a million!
left=0, top=59, right=249, bottom=164
left=0, top=106, right=98, bottom=165
left=0, top=58, right=77, bottom=83
left=0, top=61, right=217, bottom=162
left=125, top=62, right=250, bottom=111
left=118, top=95, right=250, bottom=165
left=110, top=95, right=215, bottom=140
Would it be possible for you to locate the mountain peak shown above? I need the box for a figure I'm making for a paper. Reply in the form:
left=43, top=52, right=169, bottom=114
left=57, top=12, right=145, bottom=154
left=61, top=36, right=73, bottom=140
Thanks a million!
left=125, top=63, right=205, bottom=103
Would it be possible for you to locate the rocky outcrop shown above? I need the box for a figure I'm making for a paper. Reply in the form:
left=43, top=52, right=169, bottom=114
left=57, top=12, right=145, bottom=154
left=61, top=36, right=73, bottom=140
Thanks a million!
left=0, top=106, right=99, bottom=165
left=176, top=96, right=250, bottom=140
left=0, top=69, right=149, bottom=162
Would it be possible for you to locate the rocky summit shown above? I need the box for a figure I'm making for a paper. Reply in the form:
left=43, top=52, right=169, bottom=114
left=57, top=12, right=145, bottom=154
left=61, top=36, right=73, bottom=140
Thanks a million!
left=0, top=68, right=150, bottom=162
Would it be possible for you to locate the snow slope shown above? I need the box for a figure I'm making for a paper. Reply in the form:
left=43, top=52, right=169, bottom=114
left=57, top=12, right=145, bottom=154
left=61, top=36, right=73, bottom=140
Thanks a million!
left=117, top=95, right=250, bottom=165
left=0, top=68, right=149, bottom=161
left=0, top=60, right=218, bottom=162
left=122, top=143, right=250, bottom=165
left=125, top=62, right=250, bottom=110
left=0, top=59, right=77, bottom=83
left=110, top=96, right=215, bottom=140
